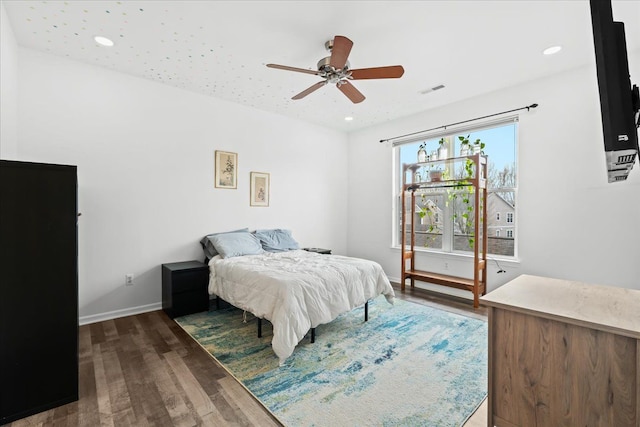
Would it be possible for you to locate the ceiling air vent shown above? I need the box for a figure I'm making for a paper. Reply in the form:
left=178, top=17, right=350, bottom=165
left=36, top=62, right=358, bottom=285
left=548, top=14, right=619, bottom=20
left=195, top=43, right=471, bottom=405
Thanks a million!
left=419, top=84, right=445, bottom=95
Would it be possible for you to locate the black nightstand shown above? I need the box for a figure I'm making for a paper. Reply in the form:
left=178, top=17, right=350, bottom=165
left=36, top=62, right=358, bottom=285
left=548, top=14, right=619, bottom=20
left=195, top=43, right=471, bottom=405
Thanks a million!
left=162, top=261, right=209, bottom=319
left=303, top=247, right=332, bottom=255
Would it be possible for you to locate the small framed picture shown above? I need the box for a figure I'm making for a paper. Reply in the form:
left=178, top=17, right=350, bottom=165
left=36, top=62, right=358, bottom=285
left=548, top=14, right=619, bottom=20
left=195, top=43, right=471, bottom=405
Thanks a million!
left=215, top=150, right=237, bottom=189
left=250, top=172, right=270, bottom=207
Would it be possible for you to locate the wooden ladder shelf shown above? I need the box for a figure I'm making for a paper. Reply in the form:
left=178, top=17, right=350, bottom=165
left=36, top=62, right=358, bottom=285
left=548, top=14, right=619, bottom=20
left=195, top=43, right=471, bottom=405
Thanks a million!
left=400, top=154, right=488, bottom=308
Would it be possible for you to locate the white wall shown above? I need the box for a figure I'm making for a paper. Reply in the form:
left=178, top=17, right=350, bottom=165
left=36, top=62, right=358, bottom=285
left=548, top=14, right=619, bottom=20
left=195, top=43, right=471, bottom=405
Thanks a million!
left=0, top=2, right=18, bottom=159
left=7, top=12, right=640, bottom=318
left=347, top=50, right=640, bottom=297
left=17, top=48, right=348, bottom=323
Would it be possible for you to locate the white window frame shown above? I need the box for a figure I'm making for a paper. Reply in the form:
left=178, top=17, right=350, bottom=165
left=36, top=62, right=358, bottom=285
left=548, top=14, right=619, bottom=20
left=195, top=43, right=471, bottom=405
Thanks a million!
left=392, top=116, right=518, bottom=259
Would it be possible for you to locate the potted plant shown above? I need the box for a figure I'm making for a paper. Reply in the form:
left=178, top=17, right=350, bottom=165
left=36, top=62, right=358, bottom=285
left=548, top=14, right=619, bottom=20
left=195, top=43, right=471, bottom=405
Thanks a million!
left=458, top=135, right=471, bottom=156
left=417, top=142, right=427, bottom=162
left=437, top=138, right=448, bottom=160
left=472, top=138, right=485, bottom=154
left=429, top=166, right=443, bottom=182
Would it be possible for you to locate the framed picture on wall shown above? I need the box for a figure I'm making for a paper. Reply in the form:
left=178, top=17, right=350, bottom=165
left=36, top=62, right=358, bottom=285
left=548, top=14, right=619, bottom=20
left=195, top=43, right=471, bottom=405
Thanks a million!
left=250, top=172, right=270, bottom=207
left=215, top=150, right=237, bottom=189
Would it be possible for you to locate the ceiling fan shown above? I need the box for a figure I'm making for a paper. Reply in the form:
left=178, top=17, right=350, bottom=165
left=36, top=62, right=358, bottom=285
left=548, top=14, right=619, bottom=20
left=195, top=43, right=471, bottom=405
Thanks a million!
left=266, top=35, right=405, bottom=104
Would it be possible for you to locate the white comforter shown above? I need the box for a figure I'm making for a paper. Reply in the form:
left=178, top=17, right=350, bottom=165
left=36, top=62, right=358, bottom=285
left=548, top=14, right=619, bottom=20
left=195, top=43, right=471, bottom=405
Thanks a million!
left=208, top=250, right=395, bottom=363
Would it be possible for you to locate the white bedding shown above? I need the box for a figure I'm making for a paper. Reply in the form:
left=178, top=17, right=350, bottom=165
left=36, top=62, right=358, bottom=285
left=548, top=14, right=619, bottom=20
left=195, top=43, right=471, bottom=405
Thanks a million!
left=207, top=250, right=395, bottom=363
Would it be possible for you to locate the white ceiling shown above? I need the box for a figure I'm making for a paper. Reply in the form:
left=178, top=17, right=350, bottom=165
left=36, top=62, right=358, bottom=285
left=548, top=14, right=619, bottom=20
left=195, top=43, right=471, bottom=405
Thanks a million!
left=3, top=0, right=640, bottom=132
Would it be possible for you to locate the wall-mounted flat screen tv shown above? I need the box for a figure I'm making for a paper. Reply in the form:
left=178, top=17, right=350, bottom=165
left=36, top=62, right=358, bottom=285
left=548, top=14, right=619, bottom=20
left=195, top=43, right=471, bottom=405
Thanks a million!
left=589, top=0, right=640, bottom=183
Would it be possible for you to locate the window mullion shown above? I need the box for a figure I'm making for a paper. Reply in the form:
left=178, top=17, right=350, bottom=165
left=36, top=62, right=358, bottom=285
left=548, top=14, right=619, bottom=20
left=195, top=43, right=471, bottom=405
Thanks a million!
left=442, top=189, right=454, bottom=252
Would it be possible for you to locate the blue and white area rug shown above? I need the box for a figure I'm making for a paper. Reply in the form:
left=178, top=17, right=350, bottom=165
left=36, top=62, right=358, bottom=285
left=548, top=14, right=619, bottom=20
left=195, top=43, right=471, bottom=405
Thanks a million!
left=175, top=297, right=487, bottom=427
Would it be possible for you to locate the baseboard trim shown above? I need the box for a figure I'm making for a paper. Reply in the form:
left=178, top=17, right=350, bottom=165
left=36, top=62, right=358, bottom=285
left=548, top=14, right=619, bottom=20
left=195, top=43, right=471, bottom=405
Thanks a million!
left=79, top=302, right=162, bottom=326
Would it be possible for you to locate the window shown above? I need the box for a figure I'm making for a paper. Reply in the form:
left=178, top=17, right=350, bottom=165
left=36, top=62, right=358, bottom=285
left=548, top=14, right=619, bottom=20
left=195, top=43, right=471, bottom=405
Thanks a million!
left=394, top=119, right=517, bottom=258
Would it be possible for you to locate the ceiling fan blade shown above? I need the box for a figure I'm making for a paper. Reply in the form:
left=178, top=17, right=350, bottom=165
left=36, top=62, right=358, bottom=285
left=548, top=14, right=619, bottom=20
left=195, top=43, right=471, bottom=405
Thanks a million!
left=329, top=36, right=353, bottom=70
left=266, top=64, right=320, bottom=76
left=292, top=81, right=326, bottom=100
left=337, top=81, right=365, bottom=104
left=350, top=65, right=405, bottom=80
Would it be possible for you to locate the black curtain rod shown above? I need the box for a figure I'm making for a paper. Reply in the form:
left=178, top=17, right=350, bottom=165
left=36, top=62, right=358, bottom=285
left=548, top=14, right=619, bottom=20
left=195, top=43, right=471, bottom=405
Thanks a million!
left=379, top=103, right=538, bottom=143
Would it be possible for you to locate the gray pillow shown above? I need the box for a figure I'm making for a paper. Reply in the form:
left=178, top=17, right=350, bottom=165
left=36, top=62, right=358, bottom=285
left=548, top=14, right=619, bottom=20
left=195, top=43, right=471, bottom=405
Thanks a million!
left=254, top=229, right=300, bottom=252
left=209, top=232, right=264, bottom=259
left=200, top=228, right=249, bottom=259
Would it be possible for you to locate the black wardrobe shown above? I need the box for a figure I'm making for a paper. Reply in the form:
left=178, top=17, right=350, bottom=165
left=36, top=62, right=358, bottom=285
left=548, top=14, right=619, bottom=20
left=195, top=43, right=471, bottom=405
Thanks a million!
left=0, top=160, right=78, bottom=424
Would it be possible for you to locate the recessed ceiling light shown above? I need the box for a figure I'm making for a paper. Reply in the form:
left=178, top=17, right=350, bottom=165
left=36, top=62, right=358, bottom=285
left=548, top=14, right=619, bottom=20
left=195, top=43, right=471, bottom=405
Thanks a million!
left=94, top=36, right=114, bottom=47
left=543, top=45, right=562, bottom=55
left=344, top=116, right=354, bottom=121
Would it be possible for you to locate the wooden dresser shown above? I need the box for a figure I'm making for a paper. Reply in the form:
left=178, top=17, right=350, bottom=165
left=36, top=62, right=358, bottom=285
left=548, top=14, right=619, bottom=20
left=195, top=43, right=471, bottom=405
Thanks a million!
left=481, top=274, right=640, bottom=427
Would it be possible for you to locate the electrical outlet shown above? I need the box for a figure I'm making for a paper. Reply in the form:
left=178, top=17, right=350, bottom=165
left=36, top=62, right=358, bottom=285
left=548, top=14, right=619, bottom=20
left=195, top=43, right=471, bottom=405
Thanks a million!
left=125, top=274, right=134, bottom=286
left=444, top=262, right=449, bottom=270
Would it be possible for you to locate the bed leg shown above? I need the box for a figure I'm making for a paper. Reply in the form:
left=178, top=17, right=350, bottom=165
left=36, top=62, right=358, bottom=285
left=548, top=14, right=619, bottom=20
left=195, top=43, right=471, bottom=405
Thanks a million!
left=311, top=328, right=315, bottom=343
left=365, top=300, right=369, bottom=322
left=257, top=318, right=262, bottom=338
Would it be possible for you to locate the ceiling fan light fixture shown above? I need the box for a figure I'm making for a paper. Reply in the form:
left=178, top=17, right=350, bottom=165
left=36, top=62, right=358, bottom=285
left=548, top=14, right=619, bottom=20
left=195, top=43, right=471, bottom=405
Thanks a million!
left=94, top=36, right=114, bottom=47
left=543, top=45, right=562, bottom=55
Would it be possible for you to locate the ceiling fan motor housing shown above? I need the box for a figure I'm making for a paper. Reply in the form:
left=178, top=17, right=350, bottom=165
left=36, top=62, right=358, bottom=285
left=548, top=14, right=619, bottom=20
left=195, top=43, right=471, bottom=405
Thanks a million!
left=317, top=56, right=351, bottom=80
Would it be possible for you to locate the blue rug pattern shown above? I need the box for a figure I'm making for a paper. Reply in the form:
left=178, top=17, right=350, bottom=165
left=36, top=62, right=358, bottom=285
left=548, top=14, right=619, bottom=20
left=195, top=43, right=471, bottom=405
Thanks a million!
left=176, top=296, right=487, bottom=427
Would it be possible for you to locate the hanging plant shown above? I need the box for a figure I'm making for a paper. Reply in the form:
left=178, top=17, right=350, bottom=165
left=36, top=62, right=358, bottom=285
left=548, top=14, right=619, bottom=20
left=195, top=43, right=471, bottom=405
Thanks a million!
left=417, top=193, right=440, bottom=248
left=448, top=138, right=485, bottom=249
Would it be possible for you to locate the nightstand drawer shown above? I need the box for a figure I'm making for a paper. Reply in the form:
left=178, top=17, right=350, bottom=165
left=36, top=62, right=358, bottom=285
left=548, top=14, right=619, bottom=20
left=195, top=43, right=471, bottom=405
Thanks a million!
left=162, top=261, right=209, bottom=319
left=170, top=269, right=209, bottom=293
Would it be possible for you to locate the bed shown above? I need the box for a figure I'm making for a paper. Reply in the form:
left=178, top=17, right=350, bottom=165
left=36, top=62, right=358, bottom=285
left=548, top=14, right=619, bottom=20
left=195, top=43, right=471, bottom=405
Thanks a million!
left=202, top=229, right=395, bottom=363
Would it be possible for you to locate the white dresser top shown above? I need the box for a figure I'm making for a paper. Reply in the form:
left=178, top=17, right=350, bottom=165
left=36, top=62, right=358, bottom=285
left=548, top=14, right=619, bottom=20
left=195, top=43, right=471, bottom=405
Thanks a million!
left=481, top=274, right=640, bottom=339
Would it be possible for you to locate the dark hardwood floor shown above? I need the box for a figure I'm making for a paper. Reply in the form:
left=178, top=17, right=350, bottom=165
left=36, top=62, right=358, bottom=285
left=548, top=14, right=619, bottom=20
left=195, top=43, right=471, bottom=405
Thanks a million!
left=5, top=284, right=487, bottom=427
